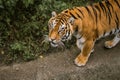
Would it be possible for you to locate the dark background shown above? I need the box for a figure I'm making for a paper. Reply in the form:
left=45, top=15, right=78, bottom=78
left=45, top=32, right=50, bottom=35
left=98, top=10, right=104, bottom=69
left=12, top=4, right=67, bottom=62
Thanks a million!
left=0, top=0, right=101, bottom=64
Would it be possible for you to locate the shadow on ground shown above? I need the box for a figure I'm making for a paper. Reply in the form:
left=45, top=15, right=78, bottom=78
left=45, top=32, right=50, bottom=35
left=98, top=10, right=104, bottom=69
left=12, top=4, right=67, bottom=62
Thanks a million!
left=0, top=37, right=120, bottom=80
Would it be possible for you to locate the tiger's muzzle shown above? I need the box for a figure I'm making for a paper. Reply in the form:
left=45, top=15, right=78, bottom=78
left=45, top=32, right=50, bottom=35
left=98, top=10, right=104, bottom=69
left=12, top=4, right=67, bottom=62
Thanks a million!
left=49, top=38, right=65, bottom=47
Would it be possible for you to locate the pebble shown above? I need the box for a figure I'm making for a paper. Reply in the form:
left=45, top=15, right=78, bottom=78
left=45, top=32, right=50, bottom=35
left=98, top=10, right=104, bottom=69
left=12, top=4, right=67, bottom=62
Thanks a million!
left=40, top=55, right=43, bottom=58
left=15, top=67, right=19, bottom=71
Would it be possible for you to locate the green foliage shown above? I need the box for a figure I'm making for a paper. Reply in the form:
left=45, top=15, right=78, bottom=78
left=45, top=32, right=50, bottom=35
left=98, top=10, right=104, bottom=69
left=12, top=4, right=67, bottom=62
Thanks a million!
left=10, top=41, right=26, bottom=51
left=23, top=0, right=34, bottom=7
left=0, top=0, right=101, bottom=64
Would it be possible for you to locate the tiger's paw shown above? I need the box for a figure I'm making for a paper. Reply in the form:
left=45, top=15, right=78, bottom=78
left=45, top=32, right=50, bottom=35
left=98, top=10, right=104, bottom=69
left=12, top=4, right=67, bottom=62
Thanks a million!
left=105, top=41, right=114, bottom=48
left=74, top=54, right=88, bottom=66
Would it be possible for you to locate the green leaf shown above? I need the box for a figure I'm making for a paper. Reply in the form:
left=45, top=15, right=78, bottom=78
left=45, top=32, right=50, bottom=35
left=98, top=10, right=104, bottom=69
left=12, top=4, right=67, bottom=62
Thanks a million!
left=22, top=0, right=34, bottom=7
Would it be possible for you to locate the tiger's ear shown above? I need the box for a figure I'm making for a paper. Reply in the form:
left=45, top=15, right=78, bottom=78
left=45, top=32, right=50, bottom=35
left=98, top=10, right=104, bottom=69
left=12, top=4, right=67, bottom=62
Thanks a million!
left=51, top=11, right=57, bottom=17
left=68, top=17, right=75, bottom=24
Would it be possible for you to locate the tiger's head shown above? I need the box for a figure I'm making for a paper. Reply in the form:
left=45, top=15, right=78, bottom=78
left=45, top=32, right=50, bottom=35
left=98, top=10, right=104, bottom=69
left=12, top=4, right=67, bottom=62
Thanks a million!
left=48, top=11, right=74, bottom=47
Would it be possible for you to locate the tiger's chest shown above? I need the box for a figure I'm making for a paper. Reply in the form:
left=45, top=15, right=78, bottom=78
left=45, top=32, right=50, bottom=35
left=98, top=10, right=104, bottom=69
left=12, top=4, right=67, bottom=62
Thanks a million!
left=74, top=33, right=85, bottom=43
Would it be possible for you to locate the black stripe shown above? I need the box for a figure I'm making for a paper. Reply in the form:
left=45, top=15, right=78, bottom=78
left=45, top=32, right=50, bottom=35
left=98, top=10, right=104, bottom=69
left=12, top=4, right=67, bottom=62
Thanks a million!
left=94, top=5, right=101, bottom=12
left=99, top=2, right=107, bottom=17
left=60, top=21, right=64, bottom=24
left=114, top=0, right=120, bottom=8
left=95, top=26, right=99, bottom=38
left=70, top=12, right=77, bottom=19
left=76, top=8, right=84, bottom=17
left=66, top=30, right=70, bottom=39
left=103, top=31, right=106, bottom=36
left=78, top=35, right=82, bottom=39
left=115, top=13, right=119, bottom=21
left=60, top=16, right=65, bottom=23
left=75, top=26, right=78, bottom=33
left=115, top=19, right=119, bottom=30
left=115, top=20, right=119, bottom=29
left=109, top=31, right=113, bottom=35
left=105, top=1, right=112, bottom=17
left=85, top=6, right=93, bottom=17
left=107, top=0, right=113, bottom=10
left=115, top=12, right=119, bottom=29
left=63, top=14, right=68, bottom=22
left=63, top=29, right=70, bottom=40
left=61, top=18, right=66, bottom=23
left=65, top=10, right=68, bottom=13
left=99, top=2, right=105, bottom=13
left=60, top=15, right=66, bottom=24
left=91, top=6, right=97, bottom=24
left=105, top=1, right=112, bottom=24
left=115, top=28, right=117, bottom=33
left=62, top=15, right=68, bottom=22
left=94, top=5, right=101, bottom=19
left=76, top=12, right=82, bottom=19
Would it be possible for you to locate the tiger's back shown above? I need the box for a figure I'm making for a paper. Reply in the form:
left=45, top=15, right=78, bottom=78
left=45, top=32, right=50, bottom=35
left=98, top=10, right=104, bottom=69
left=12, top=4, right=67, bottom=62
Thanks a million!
left=61, top=0, right=120, bottom=39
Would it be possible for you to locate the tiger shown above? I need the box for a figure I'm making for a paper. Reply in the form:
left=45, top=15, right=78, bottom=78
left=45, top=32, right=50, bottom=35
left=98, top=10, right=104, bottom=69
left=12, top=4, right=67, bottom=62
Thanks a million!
left=48, top=0, right=120, bottom=66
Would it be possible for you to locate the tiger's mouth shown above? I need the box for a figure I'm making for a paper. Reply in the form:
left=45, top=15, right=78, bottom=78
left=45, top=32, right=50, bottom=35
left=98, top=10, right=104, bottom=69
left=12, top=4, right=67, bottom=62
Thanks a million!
left=50, top=41, right=58, bottom=47
left=50, top=41, right=65, bottom=47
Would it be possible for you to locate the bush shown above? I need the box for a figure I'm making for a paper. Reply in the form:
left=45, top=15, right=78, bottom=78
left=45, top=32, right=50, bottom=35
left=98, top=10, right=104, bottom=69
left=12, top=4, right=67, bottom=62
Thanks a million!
left=0, top=0, right=101, bottom=64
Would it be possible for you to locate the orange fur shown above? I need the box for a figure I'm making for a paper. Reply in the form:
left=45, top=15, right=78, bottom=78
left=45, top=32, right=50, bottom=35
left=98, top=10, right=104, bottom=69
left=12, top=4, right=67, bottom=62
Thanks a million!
left=48, top=0, right=120, bottom=66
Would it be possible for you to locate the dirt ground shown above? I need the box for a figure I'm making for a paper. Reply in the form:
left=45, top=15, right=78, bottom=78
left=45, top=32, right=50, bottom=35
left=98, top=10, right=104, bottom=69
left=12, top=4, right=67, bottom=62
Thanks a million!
left=0, top=37, right=120, bottom=80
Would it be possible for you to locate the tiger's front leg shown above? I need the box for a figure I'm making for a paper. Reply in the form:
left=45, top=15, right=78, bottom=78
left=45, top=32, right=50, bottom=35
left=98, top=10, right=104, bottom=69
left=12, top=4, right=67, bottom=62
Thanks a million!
left=75, top=39, right=95, bottom=66
left=76, top=39, right=94, bottom=53
left=76, top=38, right=84, bottom=51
